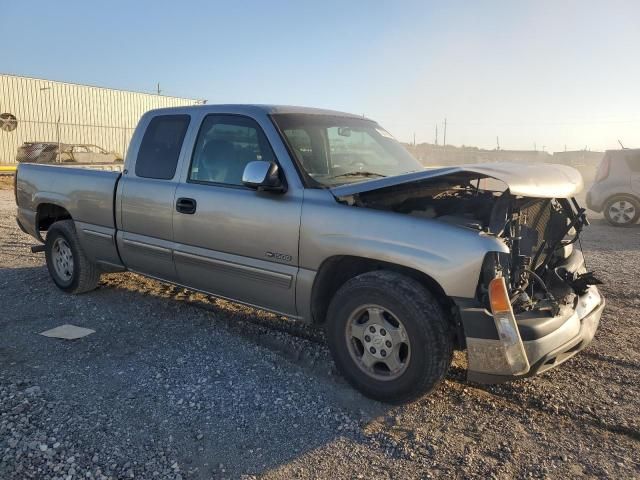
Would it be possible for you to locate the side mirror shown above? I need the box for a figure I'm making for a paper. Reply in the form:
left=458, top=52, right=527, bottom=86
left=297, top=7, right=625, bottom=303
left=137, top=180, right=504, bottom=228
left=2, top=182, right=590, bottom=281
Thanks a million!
left=242, top=161, right=285, bottom=192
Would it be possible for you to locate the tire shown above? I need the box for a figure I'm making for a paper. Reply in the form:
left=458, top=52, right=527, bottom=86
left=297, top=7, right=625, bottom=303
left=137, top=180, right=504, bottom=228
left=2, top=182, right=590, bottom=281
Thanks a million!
left=325, top=270, right=453, bottom=404
left=603, top=195, right=640, bottom=227
left=45, top=220, right=100, bottom=294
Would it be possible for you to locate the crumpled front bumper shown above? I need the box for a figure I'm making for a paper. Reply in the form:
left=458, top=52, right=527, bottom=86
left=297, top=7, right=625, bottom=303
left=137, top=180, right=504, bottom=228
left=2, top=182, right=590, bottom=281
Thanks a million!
left=458, top=286, right=604, bottom=384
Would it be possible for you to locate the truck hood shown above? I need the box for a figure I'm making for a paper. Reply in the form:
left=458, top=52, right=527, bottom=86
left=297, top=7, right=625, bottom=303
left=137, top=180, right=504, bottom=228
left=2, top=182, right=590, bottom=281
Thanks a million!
left=330, top=162, right=584, bottom=199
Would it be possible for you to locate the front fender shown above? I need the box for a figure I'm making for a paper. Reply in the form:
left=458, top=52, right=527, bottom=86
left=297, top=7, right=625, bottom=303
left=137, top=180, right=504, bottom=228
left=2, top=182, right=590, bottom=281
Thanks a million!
left=300, top=190, right=508, bottom=299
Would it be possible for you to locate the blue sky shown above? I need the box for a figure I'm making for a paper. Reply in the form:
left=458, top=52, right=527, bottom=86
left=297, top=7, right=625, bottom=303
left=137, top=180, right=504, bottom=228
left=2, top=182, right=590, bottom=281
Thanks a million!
left=2, top=0, right=639, bottom=151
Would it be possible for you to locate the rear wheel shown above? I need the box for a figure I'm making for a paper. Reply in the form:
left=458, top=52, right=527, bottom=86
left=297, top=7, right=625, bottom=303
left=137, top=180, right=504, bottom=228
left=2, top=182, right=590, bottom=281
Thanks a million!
left=326, top=270, right=453, bottom=403
left=45, top=220, right=101, bottom=293
left=604, top=195, right=640, bottom=226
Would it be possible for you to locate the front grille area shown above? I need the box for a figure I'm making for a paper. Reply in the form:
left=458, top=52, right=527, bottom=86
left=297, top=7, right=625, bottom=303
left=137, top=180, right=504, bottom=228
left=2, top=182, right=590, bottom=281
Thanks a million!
left=518, top=199, right=553, bottom=265
left=519, top=198, right=572, bottom=269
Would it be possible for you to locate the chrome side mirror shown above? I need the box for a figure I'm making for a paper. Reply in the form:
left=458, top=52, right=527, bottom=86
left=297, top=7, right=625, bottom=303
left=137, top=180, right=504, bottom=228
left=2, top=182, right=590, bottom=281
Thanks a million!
left=242, top=161, right=285, bottom=192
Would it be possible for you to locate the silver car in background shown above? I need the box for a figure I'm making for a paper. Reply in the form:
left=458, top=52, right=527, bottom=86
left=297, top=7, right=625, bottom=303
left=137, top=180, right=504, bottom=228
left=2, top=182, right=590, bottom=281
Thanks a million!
left=587, top=149, right=640, bottom=226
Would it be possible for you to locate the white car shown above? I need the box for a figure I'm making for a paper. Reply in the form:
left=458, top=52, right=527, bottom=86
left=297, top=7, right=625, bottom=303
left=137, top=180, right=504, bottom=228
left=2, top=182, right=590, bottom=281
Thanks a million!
left=61, top=144, right=123, bottom=164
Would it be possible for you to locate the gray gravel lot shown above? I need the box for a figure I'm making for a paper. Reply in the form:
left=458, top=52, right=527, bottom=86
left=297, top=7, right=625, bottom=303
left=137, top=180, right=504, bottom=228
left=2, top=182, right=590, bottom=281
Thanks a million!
left=0, top=185, right=639, bottom=479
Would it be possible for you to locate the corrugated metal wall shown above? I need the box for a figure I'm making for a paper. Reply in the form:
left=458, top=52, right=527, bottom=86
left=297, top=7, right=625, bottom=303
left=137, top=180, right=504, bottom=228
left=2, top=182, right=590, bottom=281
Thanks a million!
left=0, top=73, right=200, bottom=163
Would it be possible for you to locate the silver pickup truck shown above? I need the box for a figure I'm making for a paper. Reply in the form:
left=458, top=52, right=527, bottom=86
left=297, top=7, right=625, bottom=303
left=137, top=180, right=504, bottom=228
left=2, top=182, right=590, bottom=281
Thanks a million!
left=15, top=105, right=605, bottom=403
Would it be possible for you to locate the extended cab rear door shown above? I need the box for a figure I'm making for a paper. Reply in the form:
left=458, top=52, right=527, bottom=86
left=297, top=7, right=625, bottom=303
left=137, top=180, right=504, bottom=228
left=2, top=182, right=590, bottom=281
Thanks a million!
left=172, top=113, right=302, bottom=316
left=116, top=113, right=191, bottom=281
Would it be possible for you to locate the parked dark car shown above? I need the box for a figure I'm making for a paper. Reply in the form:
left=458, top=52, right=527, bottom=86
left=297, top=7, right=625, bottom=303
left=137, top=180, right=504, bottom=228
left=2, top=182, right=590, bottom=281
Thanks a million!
left=587, top=149, right=640, bottom=226
left=15, top=142, right=65, bottom=164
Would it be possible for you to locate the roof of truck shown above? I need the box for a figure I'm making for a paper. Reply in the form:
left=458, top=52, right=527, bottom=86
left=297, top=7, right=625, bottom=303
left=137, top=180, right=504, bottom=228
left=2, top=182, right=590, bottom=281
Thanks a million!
left=146, top=103, right=369, bottom=119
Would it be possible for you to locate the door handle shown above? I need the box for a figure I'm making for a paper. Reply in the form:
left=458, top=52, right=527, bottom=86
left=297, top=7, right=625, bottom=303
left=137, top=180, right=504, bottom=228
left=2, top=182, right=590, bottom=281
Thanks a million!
left=176, top=197, right=197, bottom=214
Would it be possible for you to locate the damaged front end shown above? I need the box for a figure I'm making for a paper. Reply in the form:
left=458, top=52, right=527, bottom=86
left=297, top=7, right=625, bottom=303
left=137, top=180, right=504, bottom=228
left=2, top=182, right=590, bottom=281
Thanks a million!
left=332, top=164, right=605, bottom=383
left=479, top=194, right=598, bottom=316
left=467, top=193, right=604, bottom=382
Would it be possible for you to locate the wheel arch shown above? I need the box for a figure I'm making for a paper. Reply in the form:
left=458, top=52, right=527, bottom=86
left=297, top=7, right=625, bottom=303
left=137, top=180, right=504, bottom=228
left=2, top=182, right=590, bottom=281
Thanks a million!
left=310, top=255, right=459, bottom=340
left=604, top=192, right=640, bottom=204
left=36, top=203, right=73, bottom=241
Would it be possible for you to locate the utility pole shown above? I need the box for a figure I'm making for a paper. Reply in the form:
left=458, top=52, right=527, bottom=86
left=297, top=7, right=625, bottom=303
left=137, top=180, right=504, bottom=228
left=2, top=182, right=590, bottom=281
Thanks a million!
left=156, top=83, right=161, bottom=95
left=496, top=136, right=500, bottom=150
left=413, top=132, right=416, bottom=146
left=443, top=118, right=447, bottom=146
left=435, top=124, right=438, bottom=145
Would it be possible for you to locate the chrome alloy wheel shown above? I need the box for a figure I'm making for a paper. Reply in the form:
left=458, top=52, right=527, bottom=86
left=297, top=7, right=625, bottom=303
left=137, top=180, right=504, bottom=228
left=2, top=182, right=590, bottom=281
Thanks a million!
left=608, top=200, right=637, bottom=224
left=52, top=237, right=74, bottom=281
left=345, top=305, right=411, bottom=381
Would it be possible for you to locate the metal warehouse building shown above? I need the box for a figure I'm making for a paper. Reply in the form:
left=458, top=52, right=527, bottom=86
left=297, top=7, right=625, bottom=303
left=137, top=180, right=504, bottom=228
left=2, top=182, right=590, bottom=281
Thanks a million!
left=0, top=73, right=201, bottom=164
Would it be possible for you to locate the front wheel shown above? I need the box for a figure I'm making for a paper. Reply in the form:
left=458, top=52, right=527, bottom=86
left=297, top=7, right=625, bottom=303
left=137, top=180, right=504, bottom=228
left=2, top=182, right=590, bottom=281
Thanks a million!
left=603, top=195, right=640, bottom=226
left=45, top=220, right=101, bottom=294
left=326, top=271, right=453, bottom=404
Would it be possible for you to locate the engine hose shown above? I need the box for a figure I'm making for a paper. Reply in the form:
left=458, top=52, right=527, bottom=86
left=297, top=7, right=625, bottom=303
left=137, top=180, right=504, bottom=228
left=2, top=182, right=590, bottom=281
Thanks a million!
left=526, top=269, right=556, bottom=302
left=510, top=269, right=556, bottom=305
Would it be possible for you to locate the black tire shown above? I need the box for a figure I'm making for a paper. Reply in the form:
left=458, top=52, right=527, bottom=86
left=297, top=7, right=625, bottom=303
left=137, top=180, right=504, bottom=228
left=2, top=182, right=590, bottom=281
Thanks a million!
left=603, top=195, right=640, bottom=227
left=45, top=220, right=100, bottom=294
left=325, top=270, right=453, bottom=404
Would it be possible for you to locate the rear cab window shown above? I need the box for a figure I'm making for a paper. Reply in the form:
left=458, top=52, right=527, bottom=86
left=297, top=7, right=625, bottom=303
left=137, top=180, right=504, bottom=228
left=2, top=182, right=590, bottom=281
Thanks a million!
left=135, top=115, right=190, bottom=179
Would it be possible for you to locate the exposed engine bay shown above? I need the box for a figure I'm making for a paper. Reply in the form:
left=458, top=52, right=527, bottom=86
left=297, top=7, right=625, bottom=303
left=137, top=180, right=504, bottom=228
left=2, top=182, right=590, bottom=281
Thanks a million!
left=338, top=172, right=602, bottom=315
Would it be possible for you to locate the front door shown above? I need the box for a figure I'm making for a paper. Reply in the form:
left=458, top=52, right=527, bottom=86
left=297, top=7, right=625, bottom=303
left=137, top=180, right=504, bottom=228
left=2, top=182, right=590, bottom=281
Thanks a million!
left=172, top=114, right=302, bottom=316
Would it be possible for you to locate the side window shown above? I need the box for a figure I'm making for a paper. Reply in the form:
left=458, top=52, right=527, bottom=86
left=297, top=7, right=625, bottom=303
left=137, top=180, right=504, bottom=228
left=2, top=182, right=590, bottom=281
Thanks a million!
left=626, top=152, right=640, bottom=173
left=189, top=115, right=275, bottom=186
left=136, top=115, right=190, bottom=180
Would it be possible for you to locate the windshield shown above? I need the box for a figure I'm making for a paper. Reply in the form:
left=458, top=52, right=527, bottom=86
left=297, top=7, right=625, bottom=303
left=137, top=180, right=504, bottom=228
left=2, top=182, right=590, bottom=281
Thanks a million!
left=272, top=113, right=423, bottom=187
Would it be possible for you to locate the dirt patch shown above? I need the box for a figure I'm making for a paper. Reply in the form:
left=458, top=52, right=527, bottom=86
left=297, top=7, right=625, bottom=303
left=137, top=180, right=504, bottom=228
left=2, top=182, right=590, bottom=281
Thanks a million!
left=0, top=174, right=15, bottom=190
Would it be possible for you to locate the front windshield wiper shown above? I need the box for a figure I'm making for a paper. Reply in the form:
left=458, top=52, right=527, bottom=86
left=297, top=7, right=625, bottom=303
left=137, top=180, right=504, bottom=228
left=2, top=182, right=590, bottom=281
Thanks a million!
left=330, top=171, right=387, bottom=179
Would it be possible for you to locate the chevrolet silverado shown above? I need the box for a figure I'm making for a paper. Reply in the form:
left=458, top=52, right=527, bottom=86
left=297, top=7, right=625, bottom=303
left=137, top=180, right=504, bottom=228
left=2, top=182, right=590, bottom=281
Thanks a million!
left=15, top=105, right=605, bottom=403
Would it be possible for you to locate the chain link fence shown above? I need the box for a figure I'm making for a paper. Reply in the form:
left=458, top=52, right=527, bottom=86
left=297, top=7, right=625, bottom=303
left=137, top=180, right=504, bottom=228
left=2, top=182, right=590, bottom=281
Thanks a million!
left=1, top=119, right=134, bottom=166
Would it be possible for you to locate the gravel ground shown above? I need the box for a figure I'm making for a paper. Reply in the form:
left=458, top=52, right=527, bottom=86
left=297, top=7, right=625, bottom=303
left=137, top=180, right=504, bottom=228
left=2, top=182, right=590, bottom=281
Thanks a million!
left=0, top=186, right=638, bottom=479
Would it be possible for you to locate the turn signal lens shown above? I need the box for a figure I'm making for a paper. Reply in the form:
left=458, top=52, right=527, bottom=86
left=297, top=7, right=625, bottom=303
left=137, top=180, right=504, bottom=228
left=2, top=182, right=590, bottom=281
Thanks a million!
left=486, top=276, right=531, bottom=375
left=489, top=277, right=511, bottom=314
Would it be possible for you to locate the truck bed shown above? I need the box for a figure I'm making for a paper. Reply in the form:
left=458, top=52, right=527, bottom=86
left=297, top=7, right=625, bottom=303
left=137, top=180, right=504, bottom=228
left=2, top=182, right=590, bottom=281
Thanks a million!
left=15, top=163, right=121, bottom=239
